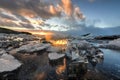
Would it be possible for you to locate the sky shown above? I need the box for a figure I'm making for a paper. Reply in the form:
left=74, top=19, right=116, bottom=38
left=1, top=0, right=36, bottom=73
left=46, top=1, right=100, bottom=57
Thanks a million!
left=0, top=0, right=120, bottom=32
left=73, top=0, right=120, bottom=28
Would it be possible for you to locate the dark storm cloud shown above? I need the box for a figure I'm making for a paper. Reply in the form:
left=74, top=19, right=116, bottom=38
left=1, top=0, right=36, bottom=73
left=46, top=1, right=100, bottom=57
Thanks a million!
left=0, top=0, right=19, bottom=10
left=0, top=0, right=85, bottom=30
left=0, top=13, right=17, bottom=21
left=0, top=19, right=20, bottom=27
left=13, top=13, right=30, bottom=22
left=0, top=0, right=85, bottom=19
left=20, top=23, right=35, bottom=29
left=0, top=0, right=53, bottom=18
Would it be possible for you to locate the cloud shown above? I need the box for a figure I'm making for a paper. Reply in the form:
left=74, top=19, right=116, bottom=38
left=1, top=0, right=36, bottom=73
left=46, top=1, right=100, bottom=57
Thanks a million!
left=0, top=0, right=53, bottom=18
left=0, top=0, right=85, bottom=19
left=0, top=0, right=85, bottom=30
left=61, top=0, right=73, bottom=17
left=0, top=12, right=17, bottom=21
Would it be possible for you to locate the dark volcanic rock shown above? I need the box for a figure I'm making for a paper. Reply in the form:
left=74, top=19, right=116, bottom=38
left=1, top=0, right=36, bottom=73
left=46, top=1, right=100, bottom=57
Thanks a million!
left=0, top=27, right=31, bottom=35
left=95, top=35, right=120, bottom=40
left=0, top=41, right=20, bottom=49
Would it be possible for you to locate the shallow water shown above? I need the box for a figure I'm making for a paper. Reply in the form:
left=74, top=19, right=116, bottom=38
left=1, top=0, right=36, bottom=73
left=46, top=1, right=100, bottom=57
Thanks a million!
left=97, top=49, right=120, bottom=79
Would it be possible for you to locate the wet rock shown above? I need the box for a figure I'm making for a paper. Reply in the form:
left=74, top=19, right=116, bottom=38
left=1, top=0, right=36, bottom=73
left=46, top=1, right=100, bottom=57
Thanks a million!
left=0, top=41, right=20, bottom=49
left=99, top=38, right=120, bottom=50
left=48, top=53, right=65, bottom=60
left=78, top=40, right=92, bottom=49
left=48, top=53, right=65, bottom=66
left=0, top=53, right=22, bottom=73
left=66, top=62, right=88, bottom=79
left=66, top=39, right=104, bottom=69
left=0, top=50, right=22, bottom=79
left=95, top=35, right=120, bottom=40
left=16, top=43, right=51, bottom=53
left=0, top=49, right=6, bottom=56
left=47, top=46, right=62, bottom=52
left=70, top=40, right=92, bottom=49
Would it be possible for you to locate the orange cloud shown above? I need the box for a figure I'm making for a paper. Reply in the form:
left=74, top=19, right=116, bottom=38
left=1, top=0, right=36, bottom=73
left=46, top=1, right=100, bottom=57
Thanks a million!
left=18, top=9, right=37, bottom=18
left=61, top=0, right=73, bottom=16
left=49, top=5, right=58, bottom=15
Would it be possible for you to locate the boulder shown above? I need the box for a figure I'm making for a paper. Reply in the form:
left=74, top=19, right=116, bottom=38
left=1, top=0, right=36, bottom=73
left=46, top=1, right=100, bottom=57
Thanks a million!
left=0, top=53, right=22, bottom=73
left=48, top=53, right=65, bottom=66
left=78, top=40, right=92, bottom=49
left=0, top=49, right=6, bottom=56
left=99, top=38, right=120, bottom=50
left=16, top=43, right=51, bottom=53
left=48, top=53, right=65, bottom=60
left=47, top=46, right=62, bottom=52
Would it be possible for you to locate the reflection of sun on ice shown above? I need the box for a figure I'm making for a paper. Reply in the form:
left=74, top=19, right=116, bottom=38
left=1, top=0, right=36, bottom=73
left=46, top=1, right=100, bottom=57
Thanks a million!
left=31, top=31, right=53, bottom=40
left=50, top=39, right=67, bottom=46
left=56, top=58, right=66, bottom=74
left=30, top=31, right=68, bottom=46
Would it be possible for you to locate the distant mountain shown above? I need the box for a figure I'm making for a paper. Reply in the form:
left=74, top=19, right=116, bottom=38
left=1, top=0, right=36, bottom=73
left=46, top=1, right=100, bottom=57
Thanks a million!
left=64, top=26, right=120, bottom=36
left=0, top=27, right=31, bottom=34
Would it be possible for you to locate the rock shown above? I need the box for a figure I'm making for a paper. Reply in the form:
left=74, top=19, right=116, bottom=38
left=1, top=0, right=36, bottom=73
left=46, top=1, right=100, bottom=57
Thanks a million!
left=86, top=47, right=104, bottom=58
left=67, top=40, right=92, bottom=50
left=0, top=49, right=6, bottom=56
left=109, top=38, right=120, bottom=48
left=94, top=35, right=120, bottom=40
left=48, top=53, right=65, bottom=60
left=47, top=46, right=62, bottom=52
left=16, top=43, right=51, bottom=53
left=48, top=53, right=65, bottom=66
left=78, top=40, right=92, bottom=49
left=85, top=47, right=104, bottom=67
left=0, top=41, right=20, bottom=49
left=99, top=38, right=120, bottom=50
left=0, top=53, right=22, bottom=73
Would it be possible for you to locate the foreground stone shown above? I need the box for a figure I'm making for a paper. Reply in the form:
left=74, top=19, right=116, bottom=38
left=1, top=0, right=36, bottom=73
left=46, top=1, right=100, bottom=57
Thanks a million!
left=16, top=43, right=51, bottom=53
left=48, top=53, right=65, bottom=67
left=48, top=53, right=65, bottom=60
left=47, top=46, right=62, bottom=52
left=0, top=53, right=22, bottom=73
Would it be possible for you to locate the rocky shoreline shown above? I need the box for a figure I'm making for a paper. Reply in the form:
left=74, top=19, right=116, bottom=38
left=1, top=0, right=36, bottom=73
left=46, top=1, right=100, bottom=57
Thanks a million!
left=0, top=32, right=119, bottom=80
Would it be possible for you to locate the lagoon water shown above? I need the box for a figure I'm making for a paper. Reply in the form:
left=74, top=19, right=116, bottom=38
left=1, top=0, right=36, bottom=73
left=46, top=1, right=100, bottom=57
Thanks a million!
left=97, top=49, right=120, bottom=79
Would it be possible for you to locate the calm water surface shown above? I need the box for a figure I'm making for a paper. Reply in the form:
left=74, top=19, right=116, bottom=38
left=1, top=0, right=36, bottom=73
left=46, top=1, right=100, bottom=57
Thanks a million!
left=97, top=49, right=120, bottom=79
